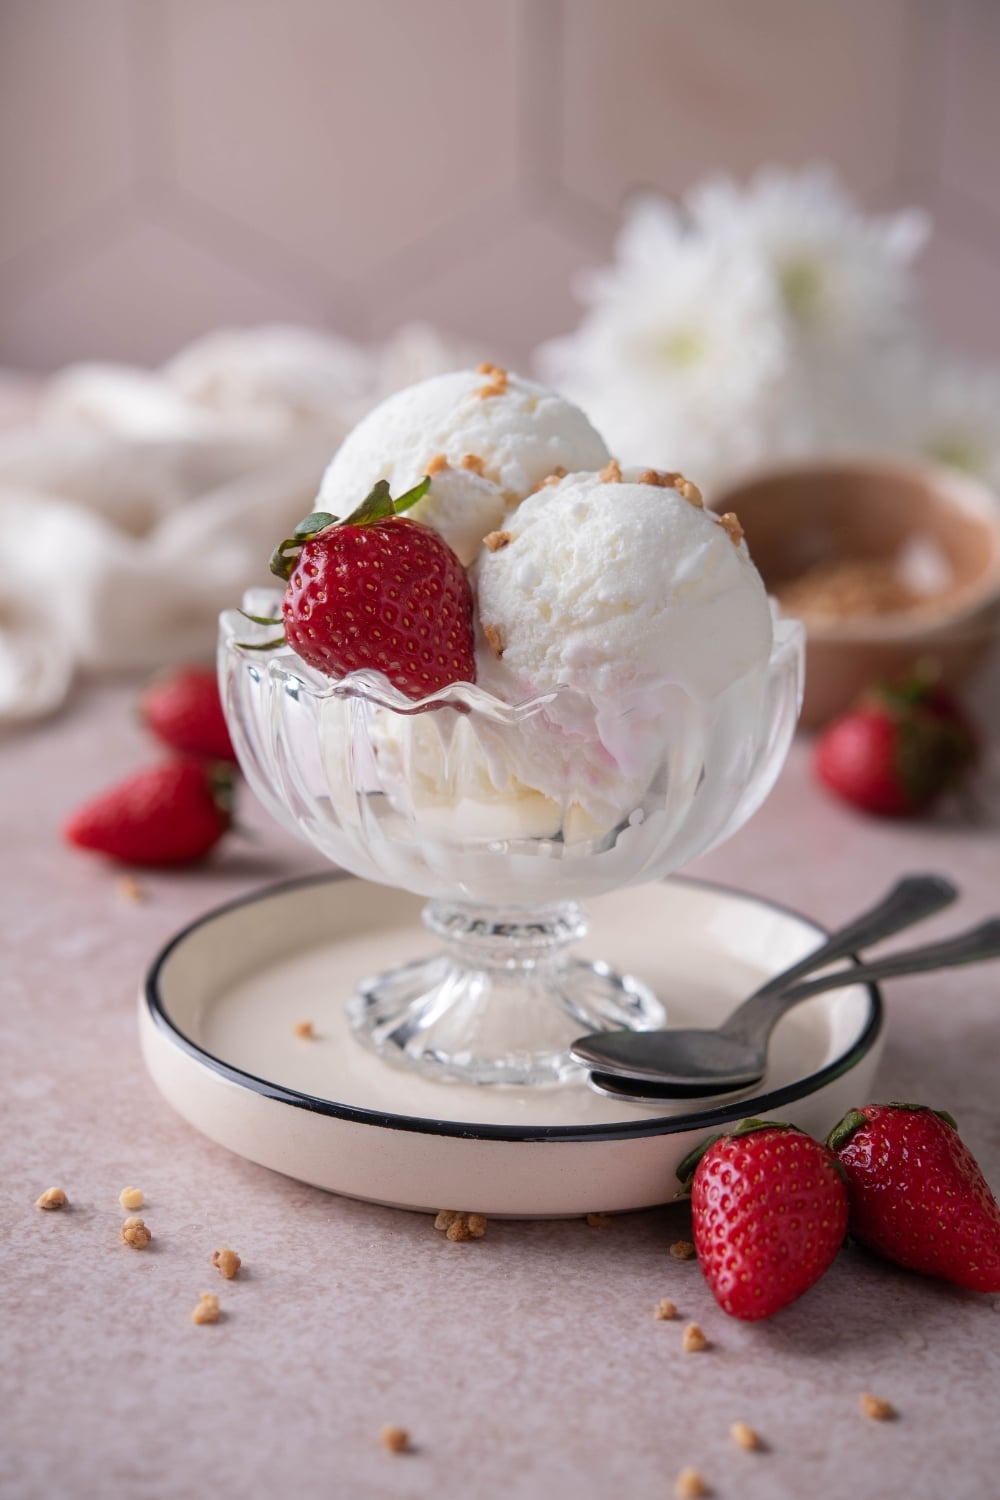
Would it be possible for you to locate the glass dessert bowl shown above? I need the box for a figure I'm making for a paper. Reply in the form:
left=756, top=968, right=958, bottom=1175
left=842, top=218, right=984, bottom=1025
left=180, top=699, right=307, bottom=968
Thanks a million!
left=219, top=592, right=804, bottom=1087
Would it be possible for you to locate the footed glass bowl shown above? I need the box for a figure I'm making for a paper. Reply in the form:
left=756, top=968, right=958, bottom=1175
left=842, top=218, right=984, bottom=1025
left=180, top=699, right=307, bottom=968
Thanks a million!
left=220, top=590, right=804, bottom=1086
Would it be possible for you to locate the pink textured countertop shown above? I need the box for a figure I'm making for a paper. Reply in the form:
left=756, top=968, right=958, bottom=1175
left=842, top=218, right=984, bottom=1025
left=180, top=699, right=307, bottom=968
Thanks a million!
left=3, top=675, right=1000, bottom=1500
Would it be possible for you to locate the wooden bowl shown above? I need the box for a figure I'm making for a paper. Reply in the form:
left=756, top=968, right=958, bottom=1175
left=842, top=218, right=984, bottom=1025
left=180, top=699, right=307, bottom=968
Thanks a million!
left=712, top=458, right=1000, bottom=728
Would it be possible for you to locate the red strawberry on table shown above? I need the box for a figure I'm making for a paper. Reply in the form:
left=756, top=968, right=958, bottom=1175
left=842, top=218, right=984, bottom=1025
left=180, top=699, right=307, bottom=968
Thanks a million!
left=140, top=666, right=236, bottom=764
left=814, top=675, right=976, bottom=817
left=828, top=1103, right=1000, bottom=1292
left=259, top=477, right=476, bottom=700
left=679, top=1119, right=849, bottom=1320
left=63, top=761, right=234, bottom=867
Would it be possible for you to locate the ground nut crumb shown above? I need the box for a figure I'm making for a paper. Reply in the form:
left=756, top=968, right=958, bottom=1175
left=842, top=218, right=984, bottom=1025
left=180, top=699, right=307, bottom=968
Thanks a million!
left=212, top=1248, right=241, bottom=1279
left=730, top=1421, right=761, bottom=1451
left=483, top=530, right=512, bottom=552
left=670, top=1240, right=696, bottom=1261
left=381, top=1425, right=410, bottom=1454
left=682, top=1322, right=708, bottom=1353
left=437, top=1210, right=486, bottom=1241
left=460, top=453, right=485, bottom=475
left=36, top=1187, right=68, bottom=1211
left=483, top=624, right=504, bottom=659
left=425, top=453, right=449, bottom=474
left=860, top=1393, right=896, bottom=1421
left=717, top=511, right=744, bottom=546
left=120, top=1216, right=152, bottom=1249
left=674, top=1465, right=708, bottom=1499
left=116, top=875, right=146, bottom=903
left=477, top=361, right=503, bottom=376
left=674, top=477, right=704, bottom=508
left=293, top=1019, right=315, bottom=1039
left=654, top=1298, right=677, bottom=1321
left=191, top=1293, right=220, bottom=1325
left=434, top=1210, right=461, bottom=1231
left=599, top=459, right=623, bottom=483
left=541, top=466, right=567, bottom=487
left=119, top=1187, right=144, bottom=1211
left=586, top=1212, right=611, bottom=1228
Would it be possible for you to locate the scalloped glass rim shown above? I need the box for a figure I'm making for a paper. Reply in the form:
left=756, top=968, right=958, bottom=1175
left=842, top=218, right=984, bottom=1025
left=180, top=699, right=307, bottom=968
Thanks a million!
left=219, top=595, right=804, bottom=722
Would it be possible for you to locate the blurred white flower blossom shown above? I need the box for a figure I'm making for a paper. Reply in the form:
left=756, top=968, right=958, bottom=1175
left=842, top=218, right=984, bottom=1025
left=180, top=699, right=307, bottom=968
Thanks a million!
left=908, top=355, right=1000, bottom=489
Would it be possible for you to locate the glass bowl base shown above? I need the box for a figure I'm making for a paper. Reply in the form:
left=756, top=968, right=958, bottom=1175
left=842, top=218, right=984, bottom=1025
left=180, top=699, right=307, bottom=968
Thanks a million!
left=346, top=899, right=665, bottom=1087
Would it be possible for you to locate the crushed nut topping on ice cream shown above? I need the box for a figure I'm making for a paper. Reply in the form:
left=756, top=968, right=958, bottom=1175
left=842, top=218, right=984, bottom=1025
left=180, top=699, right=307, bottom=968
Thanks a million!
left=434, top=1210, right=487, bottom=1241
left=425, top=453, right=450, bottom=475
left=36, top=1187, right=68, bottom=1211
left=293, top=1019, right=315, bottom=1039
left=483, top=530, right=513, bottom=552
left=191, top=1292, right=220, bottom=1325
left=669, top=1240, right=696, bottom=1261
left=460, top=453, right=485, bottom=475
left=532, top=465, right=568, bottom=493
left=730, top=1421, right=761, bottom=1451
left=476, top=363, right=509, bottom=399
left=682, top=1322, right=708, bottom=1353
left=212, top=1248, right=241, bottom=1279
left=674, top=477, right=703, bottom=507
left=860, top=1393, right=896, bottom=1421
left=599, top=458, right=623, bottom=483
left=119, top=1187, right=144, bottom=1211
left=381, top=1425, right=411, bottom=1454
left=654, top=1298, right=678, bottom=1321
left=483, top=624, right=505, bottom=659
left=717, top=512, right=744, bottom=547
left=120, top=1216, right=152, bottom=1249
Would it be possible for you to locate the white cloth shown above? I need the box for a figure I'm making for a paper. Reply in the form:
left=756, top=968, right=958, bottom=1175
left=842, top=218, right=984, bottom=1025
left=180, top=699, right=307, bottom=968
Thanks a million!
left=0, top=324, right=480, bottom=723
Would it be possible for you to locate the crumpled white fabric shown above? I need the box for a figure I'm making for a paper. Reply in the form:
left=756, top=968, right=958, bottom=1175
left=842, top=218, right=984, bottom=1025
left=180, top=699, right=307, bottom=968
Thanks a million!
left=0, top=323, right=481, bottom=723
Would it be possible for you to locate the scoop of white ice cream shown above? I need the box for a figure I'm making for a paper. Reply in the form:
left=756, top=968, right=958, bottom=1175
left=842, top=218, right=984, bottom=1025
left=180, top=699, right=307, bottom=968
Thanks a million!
left=317, top=368, right=609, bottom=565
left=474, top=468, right=773, bottom=703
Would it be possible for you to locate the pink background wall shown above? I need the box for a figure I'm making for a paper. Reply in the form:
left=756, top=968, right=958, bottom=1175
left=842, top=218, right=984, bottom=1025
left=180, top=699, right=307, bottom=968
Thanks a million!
left=1, top=0, right=999, bottom=372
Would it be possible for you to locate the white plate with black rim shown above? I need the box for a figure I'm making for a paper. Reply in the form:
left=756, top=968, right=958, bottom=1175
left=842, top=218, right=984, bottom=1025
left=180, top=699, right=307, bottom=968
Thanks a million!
left=139, top=874, right=883, bottom=1218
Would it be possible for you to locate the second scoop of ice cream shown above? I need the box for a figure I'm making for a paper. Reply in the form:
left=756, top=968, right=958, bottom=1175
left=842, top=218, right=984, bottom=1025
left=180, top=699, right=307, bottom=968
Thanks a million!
left=474, top=468, right=774, bottom=703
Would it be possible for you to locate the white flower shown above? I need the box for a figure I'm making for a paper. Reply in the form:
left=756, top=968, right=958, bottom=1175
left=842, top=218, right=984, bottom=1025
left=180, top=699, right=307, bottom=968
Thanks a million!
left=687, top=166, right=929, bottom=351
left=904, top=354, right=1000, bottom=490
left=536, top=195, right=787, bottom=486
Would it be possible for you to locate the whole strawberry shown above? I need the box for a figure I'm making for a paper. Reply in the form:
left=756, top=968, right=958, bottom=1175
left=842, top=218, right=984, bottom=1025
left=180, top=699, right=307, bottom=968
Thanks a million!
left=828, top=1103, right=1000, bottom=1292
left=263, top=478, right=475, bottom=700
left=814, top=676, right=976, bottom=817
left=64, top=761, right=234, bottom=866
left=679, top=1119, right=849, bottom=1320
left=140, top=667, right=236, bottom=763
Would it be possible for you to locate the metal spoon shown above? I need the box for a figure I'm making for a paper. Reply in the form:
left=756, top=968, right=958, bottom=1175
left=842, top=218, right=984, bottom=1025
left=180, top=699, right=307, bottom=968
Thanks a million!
left=582, top=918, right=1000, bottom=1104
left=570, top=874, right=961, bottom=1094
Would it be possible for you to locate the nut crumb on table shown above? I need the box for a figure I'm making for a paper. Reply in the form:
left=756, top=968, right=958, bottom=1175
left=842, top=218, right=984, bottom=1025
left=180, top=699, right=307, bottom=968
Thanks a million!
left=119, top=1186, right=144, bottom=1211
left=434, top=1210, right=486, bottom=1241
left=670, top=1239, right=696, bottom=1261
left=116, top=875, right=146, bottom=903
left=120, top=1216, right=152, bottom=1249
left=674, top=1465, right=708, bottom=1498
left=586, top=1212, right=611, bottom=1228
left=653, top=1298, right=677, bottom=1321
left=212, top=1247, right=241, bottom=1279
left=293, top=1019, right=315, bottom=1039
left=682, top=1322, right=708, bottom=1353
left=36, top=1187, right=68, bottom=1210
left=380, top=1425, right=411, bottom=1454
left=730, top=1421, right=761, bottom=1451
left=192, top=1293, right=220, bottom=1325
left=860, top=1393, right=896, bottom=1422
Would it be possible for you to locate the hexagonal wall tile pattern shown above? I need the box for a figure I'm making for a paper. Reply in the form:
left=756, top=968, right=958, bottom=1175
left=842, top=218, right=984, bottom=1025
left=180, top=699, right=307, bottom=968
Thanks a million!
left=0, top=0, right=998, bottom=373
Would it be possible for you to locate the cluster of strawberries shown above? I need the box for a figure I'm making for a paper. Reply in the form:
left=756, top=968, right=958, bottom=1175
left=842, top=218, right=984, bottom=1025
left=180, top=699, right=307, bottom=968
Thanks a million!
left=683, top=1103, right=1000, bottom=1320
left=64, top=668, right=239, bottom=866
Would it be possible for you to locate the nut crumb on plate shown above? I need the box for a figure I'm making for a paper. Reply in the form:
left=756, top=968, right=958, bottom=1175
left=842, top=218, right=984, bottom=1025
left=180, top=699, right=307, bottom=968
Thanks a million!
left=730, top=1421, right=761, bottom=1451
left=653, top=1298, right=677, bottom=1321
left=860, top=1393, right=896, bottom=1422
left=120, top=1216, right=152, bottom=1249
left=670, top=1240, right=696, bottom=1261
left=192, top=1292, right=220, bottom=1325
left=212, top=1247, right=242, bottom=1279
left=293, top=1019, right=315, bottom=1039
left=682, top=1322, right=708, bottom=1353
left=586, top=1212, right=611, bottom=1228
left=381, top=1425, right=410, bottom=1454
left=36, top=1187, right=68, bottom=1211
left=674, top=1465, right=708, bottom=1499
left=119, top=1186, right=144, bottom=1211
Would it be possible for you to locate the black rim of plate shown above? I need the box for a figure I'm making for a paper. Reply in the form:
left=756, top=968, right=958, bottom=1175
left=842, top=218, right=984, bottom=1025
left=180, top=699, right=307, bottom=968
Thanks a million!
left=143, top=871, right=883, bottom=1144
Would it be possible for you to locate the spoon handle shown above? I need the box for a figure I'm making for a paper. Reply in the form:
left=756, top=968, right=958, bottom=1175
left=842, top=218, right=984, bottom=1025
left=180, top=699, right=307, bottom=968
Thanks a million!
left=777, top=918, right=1000, bottom=1002
left=745, top=874, right=958, bottom=1004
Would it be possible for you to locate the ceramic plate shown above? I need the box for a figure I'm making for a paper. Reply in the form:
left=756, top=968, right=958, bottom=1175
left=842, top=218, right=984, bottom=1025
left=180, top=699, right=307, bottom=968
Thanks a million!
left=139, top=875, right=883, bottom=1217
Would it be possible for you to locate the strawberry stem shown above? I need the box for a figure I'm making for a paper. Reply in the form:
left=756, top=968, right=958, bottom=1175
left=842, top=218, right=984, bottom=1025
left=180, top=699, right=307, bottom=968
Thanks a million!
left=675, top=1118, right=801, bottom=1192
left=826, top=1109, right=868, bottom=1152
left=268, top=479, right=431, bottom=580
